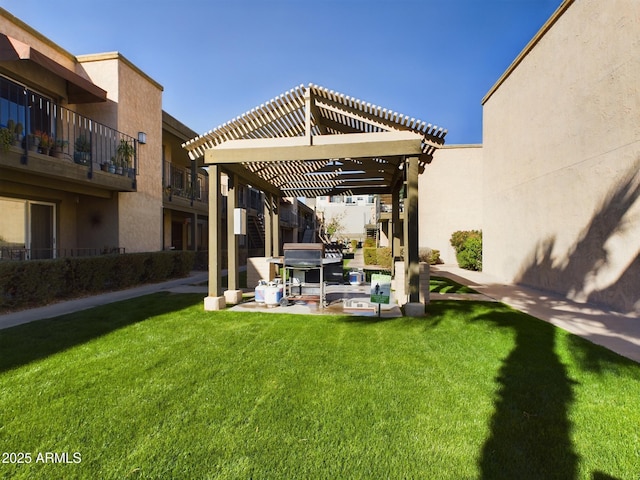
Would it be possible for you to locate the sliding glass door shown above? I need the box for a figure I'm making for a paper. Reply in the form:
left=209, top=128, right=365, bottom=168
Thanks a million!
left=30, top=202, right=54, bottom=259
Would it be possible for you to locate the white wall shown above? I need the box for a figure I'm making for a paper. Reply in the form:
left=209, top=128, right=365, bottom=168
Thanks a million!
left=419, top=145, right=483, bottom=263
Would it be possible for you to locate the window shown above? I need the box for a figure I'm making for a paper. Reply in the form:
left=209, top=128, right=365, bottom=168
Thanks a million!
left=0, top=197, right=56, bottom=260
left=0, top=76, right=52, bottom=137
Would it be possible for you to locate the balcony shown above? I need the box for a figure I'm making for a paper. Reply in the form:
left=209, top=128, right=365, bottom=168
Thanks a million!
left=0, top=93, right=137, bottom=195
left=163, top=163, right=208, bottom=214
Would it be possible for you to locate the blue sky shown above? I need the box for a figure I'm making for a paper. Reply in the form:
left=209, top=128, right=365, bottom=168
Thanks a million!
left=2, top=0, right=561, bottom=144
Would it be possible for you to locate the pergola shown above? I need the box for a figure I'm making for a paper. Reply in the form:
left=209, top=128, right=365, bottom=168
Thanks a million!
left=183, top=83, right=447, bottom=313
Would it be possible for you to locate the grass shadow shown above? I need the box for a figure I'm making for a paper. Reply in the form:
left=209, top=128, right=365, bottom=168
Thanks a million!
left=430, top=275, right=479, bottom=294
left=0, top=292, right=203, bottom=373
left=564, top=332, right=640, bottom=374
left=475, top=309, right=579, bottom=479
left=335, top=314, right=405, bottom=325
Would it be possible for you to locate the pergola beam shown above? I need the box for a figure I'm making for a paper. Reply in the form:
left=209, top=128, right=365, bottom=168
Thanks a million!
left=313, top=96, right=445, bottom=150
left=223, top=163, right=282, bottom=196
left=204, top=131, right=423, bottom=164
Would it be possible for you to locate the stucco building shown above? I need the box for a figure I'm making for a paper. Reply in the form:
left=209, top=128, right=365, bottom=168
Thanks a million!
left=0, top=8, right=208, bottom=259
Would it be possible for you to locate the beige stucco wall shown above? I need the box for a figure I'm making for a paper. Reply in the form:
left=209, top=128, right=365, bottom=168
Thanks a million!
left=482, top=0, right=640, bottom=313
left=80, top=53, right=164, bottom=253
left=419, top=145, right=483, bottom=263
left=0, top=8, right=101, bottom=104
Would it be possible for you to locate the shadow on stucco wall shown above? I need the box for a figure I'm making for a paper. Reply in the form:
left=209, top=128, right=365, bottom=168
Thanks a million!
left=515, top=162, right=640, bottom=314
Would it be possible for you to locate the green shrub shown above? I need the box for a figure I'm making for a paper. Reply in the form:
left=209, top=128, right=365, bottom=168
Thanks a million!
left=418, top=248, right=441, bottom=265
left=450, top=230, right=481, bottom=252
left=363, top=247, right=392, bottom=268
left=194, top=250, right=208, bottom=271
left=450, top=230, right=482, bottom=271
left=363, top=247, right=377, bottom=265
left=376, top=247, right=392, bottom=269
left=0, top=251, right=195, bottom=312
left=363, top=238, right=376, bottom=248
left=172, top=250, right=196, bottom=277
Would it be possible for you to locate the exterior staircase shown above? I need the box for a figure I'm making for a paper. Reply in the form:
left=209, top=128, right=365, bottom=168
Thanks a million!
left=301, top=226, right=316, bottom=243
left=248, top=214, right=265, bottom=250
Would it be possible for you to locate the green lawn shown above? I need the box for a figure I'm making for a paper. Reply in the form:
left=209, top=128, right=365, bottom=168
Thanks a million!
left=430, top=275, right=479, bottom=294
left=1, top=294, right=639, bottom=479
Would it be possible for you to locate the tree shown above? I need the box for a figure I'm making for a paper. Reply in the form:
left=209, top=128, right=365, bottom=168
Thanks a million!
left=319, top=212, right=345, bottom=243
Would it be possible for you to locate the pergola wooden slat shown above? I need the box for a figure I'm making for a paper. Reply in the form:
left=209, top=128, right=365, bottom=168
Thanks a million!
left=182, top=83, right=447, bottom=314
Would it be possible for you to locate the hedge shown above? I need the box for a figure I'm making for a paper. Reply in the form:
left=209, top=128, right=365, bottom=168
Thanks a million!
left=363, top=247, right=392, bottom=269
left=0, top=250, right=195, bottom=312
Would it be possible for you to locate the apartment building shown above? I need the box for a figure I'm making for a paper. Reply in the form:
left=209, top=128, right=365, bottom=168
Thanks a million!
left=0, top=8, right=211, bottom=260
left=162, top=112, right=209, bottom=252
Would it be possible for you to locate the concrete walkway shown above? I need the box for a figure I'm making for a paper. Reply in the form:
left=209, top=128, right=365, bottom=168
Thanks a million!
left=0, top=271, right=209, bottom=331
left=432, top=264, right=640, bottom=364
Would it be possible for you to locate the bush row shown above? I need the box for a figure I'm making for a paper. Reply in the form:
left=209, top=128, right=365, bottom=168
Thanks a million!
left=0, top=251, right=195, bottom=312
left=362, top=246, right=441, bottom=267
left=450, top=230, right=482, bottom=271
left=363, top=247, right=393, bottom=269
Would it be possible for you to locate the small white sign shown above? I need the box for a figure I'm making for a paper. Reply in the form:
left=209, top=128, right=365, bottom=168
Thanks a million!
left=370, top=274, right=391, bottom=304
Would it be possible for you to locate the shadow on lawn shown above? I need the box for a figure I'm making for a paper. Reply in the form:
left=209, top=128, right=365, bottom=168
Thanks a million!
left=0, top=292, right=203, bottom=373
left=475, top=309, right=579, bottom=480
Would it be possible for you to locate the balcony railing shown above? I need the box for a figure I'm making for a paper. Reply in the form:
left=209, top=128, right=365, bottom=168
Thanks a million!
left=279, top=209, right=299, bottom=228
left=0, top=84, right=137, bottom=183
left=165, top=163, right=208, bottom=204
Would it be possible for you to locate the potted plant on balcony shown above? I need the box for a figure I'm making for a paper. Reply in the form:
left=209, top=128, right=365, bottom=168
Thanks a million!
left=0, top=126, right=13, bottom=153
left=38, top=132, right=53, bottom=155
left=6, top=120, right=23, bottom=147
left=27, top=132, right=40, bottom=152
left=14, top=122, right=23, bottom=146
left=74, top=135, right=91, bottom=165
left=117, top=139, right=134, bottom=175
left=52, top=139, right=69, bottom=159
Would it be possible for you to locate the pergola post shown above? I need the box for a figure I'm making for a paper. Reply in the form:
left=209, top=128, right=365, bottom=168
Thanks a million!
left=391, top=184, right=402, bottom=277
left=204, top=165, right=225, bottom=310
left=273, top=196, right=280, bottom=258
left=263, top=193, right=273, bottom=257
left=404, top=155, right=424, bottom=316
left=224, top=172, right=243, bottom=305
left=190, top=159, right=198, bottom=250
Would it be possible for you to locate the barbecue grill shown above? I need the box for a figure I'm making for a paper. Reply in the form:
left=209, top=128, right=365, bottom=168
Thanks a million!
left=279, top=243, right=341, bottom=307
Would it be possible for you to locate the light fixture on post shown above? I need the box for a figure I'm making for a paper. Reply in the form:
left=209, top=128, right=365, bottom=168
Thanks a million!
left=137, top=132, right=147, bottom=144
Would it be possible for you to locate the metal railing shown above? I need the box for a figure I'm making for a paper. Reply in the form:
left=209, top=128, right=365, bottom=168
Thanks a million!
left=165, top=163, right=208, bottom=203
left=0, top=79, right=137, bottom=181
left=44, top=105, right=137, bottom=178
